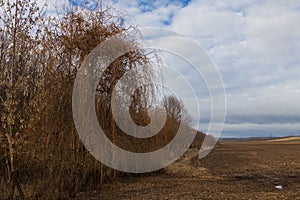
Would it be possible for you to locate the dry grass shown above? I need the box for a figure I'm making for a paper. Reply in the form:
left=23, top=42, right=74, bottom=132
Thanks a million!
left=87, top=140, right=300, bottom=199
left=267, top=136, right=300, bottom=143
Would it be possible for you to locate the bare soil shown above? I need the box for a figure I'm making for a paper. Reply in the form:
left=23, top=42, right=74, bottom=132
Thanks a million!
left=79, top=139, right=300, bottom=200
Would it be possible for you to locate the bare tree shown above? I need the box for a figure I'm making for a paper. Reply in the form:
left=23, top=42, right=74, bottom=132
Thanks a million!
left=0, top=0, right=194, bottom=198
left=0, top=0, right=45, bottom=198
left=163, top=95, right=192, bottom=126
left=29, top=4, right=158, bottom=197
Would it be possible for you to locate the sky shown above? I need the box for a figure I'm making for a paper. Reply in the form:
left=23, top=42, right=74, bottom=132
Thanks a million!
left=44, top=0, right=300, bottom=138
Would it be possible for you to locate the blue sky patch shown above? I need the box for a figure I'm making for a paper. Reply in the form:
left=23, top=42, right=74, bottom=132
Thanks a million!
left=138, top=1, right=156, bottom=12
left=136, top=0, right=192, bottom=12
left=68, top=0, right=98, bottom=10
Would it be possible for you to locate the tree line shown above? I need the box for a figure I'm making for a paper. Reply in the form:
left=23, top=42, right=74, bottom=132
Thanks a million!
left=0, top=0, right=192, bottom=199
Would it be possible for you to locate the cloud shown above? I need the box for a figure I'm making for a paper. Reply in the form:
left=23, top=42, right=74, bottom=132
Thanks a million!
left=112, top=0, right=192, bottom=26
left=164, top=1, right=300, bottom=134
left=41, top=0, right=300, bottom=137
left=127, top=0, right=300, bottom=136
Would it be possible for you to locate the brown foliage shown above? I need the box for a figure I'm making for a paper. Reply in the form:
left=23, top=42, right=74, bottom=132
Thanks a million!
left=0, top=1, right=206, bottom=199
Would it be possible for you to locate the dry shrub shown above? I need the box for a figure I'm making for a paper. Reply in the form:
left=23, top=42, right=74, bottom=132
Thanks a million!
left=19, top=6, right=167, bottom=199
left=0, top=1, right=208, bottom=199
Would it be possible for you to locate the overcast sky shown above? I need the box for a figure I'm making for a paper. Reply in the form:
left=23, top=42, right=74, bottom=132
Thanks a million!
left=45, top=0, right=300, bottom=137
left=112, top=0, right=300, bottom=137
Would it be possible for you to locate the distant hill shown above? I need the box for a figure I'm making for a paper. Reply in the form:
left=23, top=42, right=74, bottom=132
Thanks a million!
left=267, top=136, right=300, bottom=143
left=220, top=136, right=300, bottom=143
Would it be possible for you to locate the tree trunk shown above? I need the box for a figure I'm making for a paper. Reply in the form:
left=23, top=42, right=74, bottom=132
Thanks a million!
left=6, top=129, right=25, bottom=200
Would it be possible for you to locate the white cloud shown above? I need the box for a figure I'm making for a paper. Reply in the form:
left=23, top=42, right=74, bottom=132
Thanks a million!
left=132, top=1, right=300, bottom=136
left=41, top=0, right=300, bottom=136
